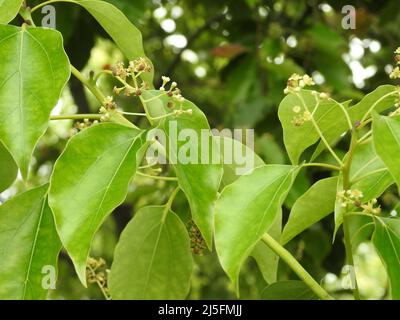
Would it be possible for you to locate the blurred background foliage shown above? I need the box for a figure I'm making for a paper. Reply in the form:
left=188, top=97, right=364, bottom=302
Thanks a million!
left=3, top=0, right=400, bottom=299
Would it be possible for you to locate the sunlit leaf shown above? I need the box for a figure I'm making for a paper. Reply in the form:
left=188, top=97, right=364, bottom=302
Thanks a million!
left=77, top=0, right=154, bottom=85
left=109, top=206, right=193, bottom=299
left=0, top=141, right=17, bottom=193
left=372, top=216, right=400, bottom=299
left=0, top=0, right=23, bottom=24
left=261, top=280, right=318, bottom=300
left=49, top=124, right=146, bottom=285
left=251, top=209, right=281, bottom=284
left=282, top=177, right=338, bottom=245
left=372, top=113, right=400, bottom=189
left=350, top=85, right=397, bottom=122
left=0, top=184, right=61, bottom=299
left=215, top=165, right=298, bottom=291
left=278, top=90, right=349, bottom=164
left=0, top=25, right=70, bottom=178
left=142, top=90, right=223, bottom=249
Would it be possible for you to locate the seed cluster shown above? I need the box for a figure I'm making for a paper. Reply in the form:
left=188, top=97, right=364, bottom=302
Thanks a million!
left=188, top=220, right=207, bottom=255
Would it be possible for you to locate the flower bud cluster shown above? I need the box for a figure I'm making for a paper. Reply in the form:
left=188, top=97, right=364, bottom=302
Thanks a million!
left=390, top=48, right=400, bottom=80
left=361, top=198, right=381, bottom=215
left=284, top=73, right=315, bottom=94
left=99, top=96, right=117, bottom=122
left=291, top=105, right=312, bottom=126
left=337, top=189, right=364, bottom=208
left=86, top=257, right=109, bottom=298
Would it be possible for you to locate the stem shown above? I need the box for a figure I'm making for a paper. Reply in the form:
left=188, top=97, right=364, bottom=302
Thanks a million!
left=296, top=93, right=343, bottom=166
left=19, top=5, right=36, bottom=26
left=114, top=75, right=154, bottom=125
left=70, top=65, right=105, bottom=103
left=342, top=214, right=361, bottom=300
left=93, top=70, right=113, bottom=82
left=50, top=114, right=101, bottom=120
left=133, top=77, right=155, bottom=125
left=142, top=93, right=167, bottom=104
left=302, top=162, right=340, bottom=171
left=86, top=264, right=110, bottom=300
left=118, top=111, right=147, bottom=117
left=162, top=187, right=181, bottom=220
left=136, top=171, right=178, bottom=181
left=357, top=130, right=372, bottom=144
left=341, top=130, right=361, bottom=300
left=261, top=234, right=334, bottom=300
left=31, top=0, right=77, bottom=13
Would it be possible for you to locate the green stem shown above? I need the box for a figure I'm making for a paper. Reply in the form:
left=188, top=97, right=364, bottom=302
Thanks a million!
left=93, top=70, right=113, bottom=82
left=118, top=111, right=147, bottom=117
left=19, top=5, right=36, bottom=26
left=50, top=114, right=101, bottom=121
left=86, top=264, right=110, bottom=300
left=161, top=187, right=180, bottom=221
left=31, top=0, right=77, bottom=13
left=114, top=75, right=154, bottom=125
left=136, top=171, right=178, bottom=181
left=302, top=162, right=340, bottom=171
left=70, top=65, right=105, bottom=103
left=341, top=130, right=361, bottom=300
left=357, top=130, right=372, bottom=144
left=261, top=234, right=334, bottom=300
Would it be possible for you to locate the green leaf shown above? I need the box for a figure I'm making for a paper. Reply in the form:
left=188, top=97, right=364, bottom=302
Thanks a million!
left=284, top=170, right=310, bottom=208
left=215, top=165, right=298, bottom=291
left=350, top=85, right=397, bottom=122
left=350, top=141, right=393, bottom=200
left=0, top=25, right=70, bottom=178
left=0, top=141, right=17, bottom=192
left=76, top=0, right=153, bottom=85
left=372, top=216, right=400, bottom=299
left=0, top=184, right=61, bottom=299
left=261, top=280, right=318, bottom=300
left=349, top=215, right=373, bottom=252
left=142, top=90, right=223, bottom=249
left=251, top=209, right=281, bottom=284
left=278, top=90, right=349, bottom=164
left=49, top=123, right=145, bottom=285
left=372, top=113, right=400, bottom=189
left=106, top=0, right=148, bottom=23
left=281, top=176, right=338, bottom=245
left=109, top=206, right=193, bottom=299
left=0, top=0, right=23, bottom=24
